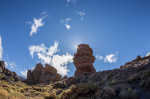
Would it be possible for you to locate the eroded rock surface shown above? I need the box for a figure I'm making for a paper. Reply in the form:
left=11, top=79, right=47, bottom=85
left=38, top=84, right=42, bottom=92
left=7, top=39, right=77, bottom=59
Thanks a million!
left=26, top=63, right=62, bottom=85
left=73, top=44, right=96, bottom=76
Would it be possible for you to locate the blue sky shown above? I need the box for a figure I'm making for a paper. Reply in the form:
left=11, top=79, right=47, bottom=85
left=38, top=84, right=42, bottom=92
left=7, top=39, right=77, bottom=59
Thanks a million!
left=0, top=0, right=150, bottom=77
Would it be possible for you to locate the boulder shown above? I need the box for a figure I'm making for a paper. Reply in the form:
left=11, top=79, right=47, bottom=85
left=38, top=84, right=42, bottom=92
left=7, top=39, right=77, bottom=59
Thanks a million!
left=73, top=44, right=96, bottom=76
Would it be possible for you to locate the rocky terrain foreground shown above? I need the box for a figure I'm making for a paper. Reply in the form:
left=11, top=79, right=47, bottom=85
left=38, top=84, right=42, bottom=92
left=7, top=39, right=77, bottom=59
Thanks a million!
left=0, top=44, right=150, bottom=99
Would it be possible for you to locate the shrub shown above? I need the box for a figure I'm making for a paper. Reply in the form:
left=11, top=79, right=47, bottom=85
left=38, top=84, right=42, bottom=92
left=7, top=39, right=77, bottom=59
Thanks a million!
left=140, top=80, right=145, bottom=88
left=119, top=88, right=132, bottom=99
left=60, top=83, right=99, bottom=99
left=131, top=89, right=140, bottom=99
left=44, top=91, right=57, bottom=99
left=142, top=70, right=150, bottom=80
left=128, top=73, right=140, bottom=84
left=143, top=77, right=150, bottom=91
left=102, top=86, right=116, bottom=99
left=0, top=86, right=9, bottom=98
left=33, top=86, right=42, bottom=91
left=53, top=81, right=66, bottom=89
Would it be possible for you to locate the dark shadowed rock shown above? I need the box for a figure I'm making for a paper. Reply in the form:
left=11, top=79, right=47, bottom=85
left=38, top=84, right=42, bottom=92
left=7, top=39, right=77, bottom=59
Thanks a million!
left=0, top=61, right=5, bottom=73
left=0, top=60, right=20, bottom=82
left=73, top=44, right=96, bottom=76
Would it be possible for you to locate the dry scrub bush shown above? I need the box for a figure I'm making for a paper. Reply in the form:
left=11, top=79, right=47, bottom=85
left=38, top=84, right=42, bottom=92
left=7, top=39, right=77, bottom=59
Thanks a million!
left=60, top=83, right=99, bottom=99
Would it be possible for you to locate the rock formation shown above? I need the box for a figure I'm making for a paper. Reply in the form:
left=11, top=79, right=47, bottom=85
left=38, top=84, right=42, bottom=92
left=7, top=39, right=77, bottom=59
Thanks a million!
left=0, top=61, right=22, bottom=83
left=73, top=44, right=96, bottom=76
left=26, top=63, right=62, bottom=85
left=120, top=55, right=150, bottom=69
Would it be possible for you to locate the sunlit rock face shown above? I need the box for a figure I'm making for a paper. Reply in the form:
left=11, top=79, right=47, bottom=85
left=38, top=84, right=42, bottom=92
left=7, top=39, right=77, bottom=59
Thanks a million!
left=26, top=63, right=62, bottom=85
left=73, top=44, right=96, bottom=76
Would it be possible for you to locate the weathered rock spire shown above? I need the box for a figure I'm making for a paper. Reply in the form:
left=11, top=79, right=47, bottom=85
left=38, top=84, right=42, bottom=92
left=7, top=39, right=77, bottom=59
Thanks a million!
left=73, top=44, right=96, bottom=76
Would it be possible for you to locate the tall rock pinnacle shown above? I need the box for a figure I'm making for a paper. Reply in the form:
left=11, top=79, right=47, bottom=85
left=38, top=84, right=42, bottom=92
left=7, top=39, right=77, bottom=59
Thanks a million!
left=73, top=44, right=96, bottom=76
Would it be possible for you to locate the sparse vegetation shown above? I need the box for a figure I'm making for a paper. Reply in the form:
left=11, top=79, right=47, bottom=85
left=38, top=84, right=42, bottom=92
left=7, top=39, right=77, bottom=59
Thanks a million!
left=102, top=86, right=116, bottom=99
left=60, top=83, right=99, bottom=99
left=53, top=81, right=66, bottom=89
left=128, top=73, right=140, bottom=84
left=142, top=70, right=150, bottom=80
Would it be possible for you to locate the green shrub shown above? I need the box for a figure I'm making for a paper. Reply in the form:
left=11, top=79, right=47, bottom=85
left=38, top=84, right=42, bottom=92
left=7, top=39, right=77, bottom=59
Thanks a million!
left=44, top=92, right=56, bottom=99
left=131, top=89, right=140, bottom=99
left=128, top=73, right=140, bottom=84
left=102, top=86, right=116, bottom=99
left=60, top=83, right=99, bottom=99
left=140, top=80, right=145, bottom=88
left=53, top=81, right=66, bottom=89
left=119, top=88, right=132, bottom=99
left=142, top=70, right=150, bottom=80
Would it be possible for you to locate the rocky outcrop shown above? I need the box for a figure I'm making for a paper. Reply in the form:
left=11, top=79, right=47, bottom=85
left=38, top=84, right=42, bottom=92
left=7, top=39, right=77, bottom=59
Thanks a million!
left=26, top=63, right=62, bottom=85
left=73, top=44, right=96, bottom=76
left=0, top=61, right=21, bottom=83
left=120, top=55, right=150, bottom=69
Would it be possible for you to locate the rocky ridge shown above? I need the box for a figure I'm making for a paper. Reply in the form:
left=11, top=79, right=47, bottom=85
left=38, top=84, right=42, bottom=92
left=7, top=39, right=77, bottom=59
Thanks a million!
left=0, top=61, right=23, bottom=83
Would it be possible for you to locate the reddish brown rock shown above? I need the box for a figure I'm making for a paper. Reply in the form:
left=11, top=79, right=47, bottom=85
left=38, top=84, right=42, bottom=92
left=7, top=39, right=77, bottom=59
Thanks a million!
left=73, top=44, right=96, bottom=76
left=26, top=63, right=62, bottom=85
left=32, top=63, right=44, bottom=84
left=39, top=64, right=61, bottom=84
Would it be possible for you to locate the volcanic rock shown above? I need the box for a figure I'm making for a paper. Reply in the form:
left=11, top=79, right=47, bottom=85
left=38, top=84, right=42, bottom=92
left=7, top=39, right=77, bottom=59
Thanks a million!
left=66, top=76, right=78, bottom=86
left=26, top=63, right=62, bottom=85
left=0, top=61, right=21, bottom=82
left=0, top=61, right=5, bottom=73
left=73, top=44, right=96, bottom=76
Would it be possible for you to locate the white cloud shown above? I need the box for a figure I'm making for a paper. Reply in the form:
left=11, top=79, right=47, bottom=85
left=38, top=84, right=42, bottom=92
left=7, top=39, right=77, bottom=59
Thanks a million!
left=47, top=41, right=58, bottom=56
left=29, top=41, right=73, bottom=76
left=29, top=43, right=47, bottom=58
left=41, top=11, right=47, bottom=15
left=30, top=18, right=44, bottom=36
left=96, top=52, right=118, bottom=63
left=77, top=11, right=85, bottom=16
left=29, top=11, right=48, bottom=36
left=0, top=36, right=3, bottom=59
left=104, top=52, right=118, bottom=63
left=65, top=18, right=71, bottom=23
left=65, top=24, right=71, bottom=30
left=96, top=55, right=103, bottom=60
left=51, top=53, right=73, bottom=76
left=9, top=62, right=17, bottom=69
left=67, top=0, right=76, bottom=3
left=5, top=61, right=8, bottom=67
left=61, top=18, right=71, bottom=30
left=146, top=52, right=150, bottom=57
left=77, top=11, right=85, bottom=21
left=21, top=70, right=28, bottom=77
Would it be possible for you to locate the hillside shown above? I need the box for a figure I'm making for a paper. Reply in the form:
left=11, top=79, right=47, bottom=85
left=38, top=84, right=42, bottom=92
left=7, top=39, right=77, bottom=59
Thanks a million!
left=0, top=45, right=150, bottom=99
